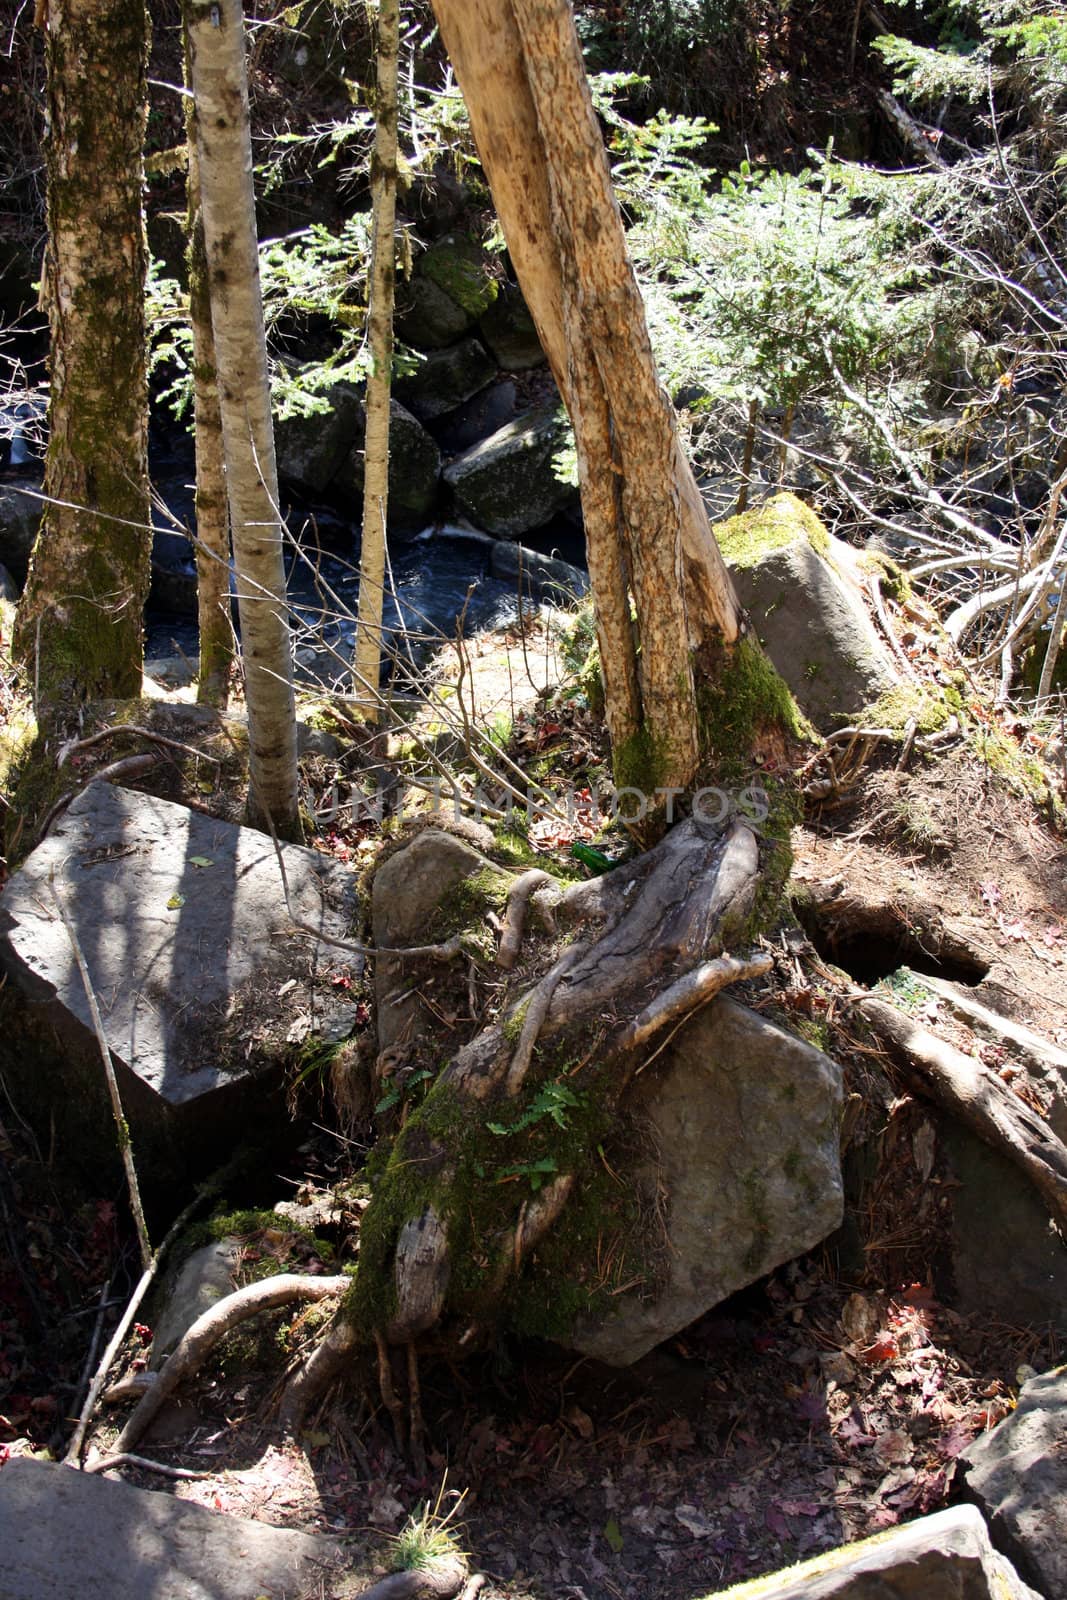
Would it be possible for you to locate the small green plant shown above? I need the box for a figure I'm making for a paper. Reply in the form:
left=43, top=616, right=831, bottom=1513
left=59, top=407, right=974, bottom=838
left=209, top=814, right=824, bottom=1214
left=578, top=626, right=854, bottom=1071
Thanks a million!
left=375, top=1067, right=434, bottom=1116
left=390, top=1486, right=467, bottom=1574
left=487, top=1079, right=582, bottom=1137
left=493, top=1156, right=560, bottom=1192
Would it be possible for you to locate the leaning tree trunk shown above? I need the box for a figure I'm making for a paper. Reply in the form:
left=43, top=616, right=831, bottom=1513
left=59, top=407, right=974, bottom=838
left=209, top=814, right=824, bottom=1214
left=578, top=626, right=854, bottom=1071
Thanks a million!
left=184, top=43, right=233, bottom=708
left=352, top=0, right=400, bottom=719
left=281, top=818, right=769, bottom=1427
left=184, top=0, right=299, bottom=836
left=429, top=0, right=743, bottom=793
left=14, top=0, right=151, bottom=708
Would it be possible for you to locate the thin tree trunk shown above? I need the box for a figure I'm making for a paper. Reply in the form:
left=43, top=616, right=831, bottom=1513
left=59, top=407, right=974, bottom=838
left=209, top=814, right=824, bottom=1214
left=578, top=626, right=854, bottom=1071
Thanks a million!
left=353, top=0, right=399, bottom=718
left=735, top=399, right=759, bottom=516
left=184, top=0, right=299, bottom=835
left=184, top=46, right=232, bottom=707
left=15, top=0, right=151, bottom=707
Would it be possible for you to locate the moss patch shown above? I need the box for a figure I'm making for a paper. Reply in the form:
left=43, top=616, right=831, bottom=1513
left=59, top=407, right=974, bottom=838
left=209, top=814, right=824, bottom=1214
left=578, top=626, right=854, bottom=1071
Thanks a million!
left=698, top=636, right=814, bottom=761
left=714, top=492, right=831, bottom=570
left=420, top=236, right=498, bottom=320
left=858, top=683, right=962, bottom=735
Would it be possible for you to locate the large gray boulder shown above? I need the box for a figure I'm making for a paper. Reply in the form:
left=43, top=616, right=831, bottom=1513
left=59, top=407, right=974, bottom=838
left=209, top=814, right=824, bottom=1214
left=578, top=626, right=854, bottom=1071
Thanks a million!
left=396, top=234, right=499, bottom=350
left=703, top=1505, right=1040, bottom=1600
left=443, top=403, right=576, bottom=537
left=334, top=398, right=441, bottom=530
left=571, top=997, right=844, bottom=1365
left=962, top=1365, right=1067, bottom=1597
left=274, top=381, right=362, bottom=496
left=714, top=493, right=898, bottom=730
left=396, top=337, right=497, bottom=422
left=478, top=281, right=545, bottom=369
left=0, top=785, right=361, bottom=1195
left=488, top=538, right=589, bottom=604
left=372, top=824, right=500, bottom=1058
left=0, top=478, right=42, bottom=584
left=0, top=1457, right=344, bottom=1600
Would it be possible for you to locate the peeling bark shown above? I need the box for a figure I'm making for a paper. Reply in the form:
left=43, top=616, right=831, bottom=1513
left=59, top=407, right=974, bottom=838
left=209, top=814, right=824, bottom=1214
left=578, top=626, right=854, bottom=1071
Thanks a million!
left=429, top=0, right=743, bottom=791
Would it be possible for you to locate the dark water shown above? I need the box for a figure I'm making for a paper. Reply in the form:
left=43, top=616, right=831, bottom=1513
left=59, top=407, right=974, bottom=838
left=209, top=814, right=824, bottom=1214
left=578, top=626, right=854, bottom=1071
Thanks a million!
left=145, top=442, right=584, bottom=691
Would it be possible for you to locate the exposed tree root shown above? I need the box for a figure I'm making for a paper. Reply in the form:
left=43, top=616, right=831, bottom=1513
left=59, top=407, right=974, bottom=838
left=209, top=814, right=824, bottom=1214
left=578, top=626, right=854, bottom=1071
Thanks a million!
left=277, top=1313, right=361, bottom=1437
left=281, top=817, right=767, bottom=1428
left=116, top=1274, right=348, bottom=1454
left=497, top=869, right=558, bottom=969
left=359, top=1554, right=468, bottom=1600
left=856, top=996, right=1067, bottom=1234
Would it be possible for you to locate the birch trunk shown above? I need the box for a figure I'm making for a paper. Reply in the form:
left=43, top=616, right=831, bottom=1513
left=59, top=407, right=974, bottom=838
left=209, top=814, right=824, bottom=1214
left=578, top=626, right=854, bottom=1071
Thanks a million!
left=184, top=54, right=233, bottom=707
left=14, top=0, right=151, bottom=707
left=184, top=0, right=299, bottom=836
left=352, top=0, right=399, bottom=718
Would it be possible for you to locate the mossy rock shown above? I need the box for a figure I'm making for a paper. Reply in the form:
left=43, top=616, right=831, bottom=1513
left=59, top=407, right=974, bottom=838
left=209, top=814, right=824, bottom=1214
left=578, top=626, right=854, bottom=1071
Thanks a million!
left=395, top=235, right=498, bottom=350
left=712, top=493, right=898, bottom=732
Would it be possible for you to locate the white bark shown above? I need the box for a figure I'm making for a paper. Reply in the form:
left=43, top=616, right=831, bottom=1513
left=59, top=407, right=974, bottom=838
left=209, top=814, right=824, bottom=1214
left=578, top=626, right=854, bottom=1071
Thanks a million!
left=184, top=0, right=299, bottom=834
left=184, top=59, right=232, bottom=706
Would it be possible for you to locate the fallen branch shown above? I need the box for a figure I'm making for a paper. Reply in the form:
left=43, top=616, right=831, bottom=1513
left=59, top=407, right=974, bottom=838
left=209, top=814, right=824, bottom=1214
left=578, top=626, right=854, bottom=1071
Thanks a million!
left=58, top=725, right=223, bottom=771
left=116, top=1273, right=348, bottom=1454
left=855, top=995, right=1067, bottom=1234
left=50, top=870, right=151, bottom=1269
left=65, top=1185, right=214, bottom=1465
left=84, top=1452, right=209, bottom=1479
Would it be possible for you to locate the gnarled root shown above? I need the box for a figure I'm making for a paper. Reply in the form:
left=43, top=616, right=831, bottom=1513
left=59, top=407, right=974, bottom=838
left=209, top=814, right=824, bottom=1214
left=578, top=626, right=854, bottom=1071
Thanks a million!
left=116, top=1274, right=348, bottom=1454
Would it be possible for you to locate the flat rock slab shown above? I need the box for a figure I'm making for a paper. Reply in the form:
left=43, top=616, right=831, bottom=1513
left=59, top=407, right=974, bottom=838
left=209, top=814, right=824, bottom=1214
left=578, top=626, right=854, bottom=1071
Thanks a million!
left=704, top=1505, right=1041, bottom=1599
left=0, top=1456, right=344, bottom=1600
left=0, top=784, right=359, bottom=1188
left=962, top=1365, right=1067, bottom=1597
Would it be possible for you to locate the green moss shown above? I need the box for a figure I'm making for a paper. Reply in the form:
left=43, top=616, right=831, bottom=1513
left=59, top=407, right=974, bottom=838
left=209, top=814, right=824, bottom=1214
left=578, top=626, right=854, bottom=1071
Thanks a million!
left=612, top=723, right=672, bottom=796
left=714, top=492, right=831, bottom=570
left=698, top=636, right=814, bottom=761
left=425, top=865, right=513, bottom=942
left=970, top=725, right=1059, bottom=815
left=420, top=236, right=498, bottom=319
left=858, top=548, right=912, bottom=603
left=858, top=683, right=958, bottom=735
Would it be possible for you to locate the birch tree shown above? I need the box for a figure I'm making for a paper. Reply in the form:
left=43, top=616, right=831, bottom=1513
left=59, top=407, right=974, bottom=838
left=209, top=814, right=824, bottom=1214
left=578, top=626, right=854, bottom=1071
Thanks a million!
left=184, top=0, right=300, bottom=836
left=352, top=0, right=400, bottom=718
left=184, top=51, right=233, bottom=709
left=14, top=0, right=151, bottom=707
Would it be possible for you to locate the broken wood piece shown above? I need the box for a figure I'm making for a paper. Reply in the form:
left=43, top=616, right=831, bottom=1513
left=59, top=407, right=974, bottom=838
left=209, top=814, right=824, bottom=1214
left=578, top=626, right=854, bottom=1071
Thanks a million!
left=855, top=995, right=1067, bottom=1235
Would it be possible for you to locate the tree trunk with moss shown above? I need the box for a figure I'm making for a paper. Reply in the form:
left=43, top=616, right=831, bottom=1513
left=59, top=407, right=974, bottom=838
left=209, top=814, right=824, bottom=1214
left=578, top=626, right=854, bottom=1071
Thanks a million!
left=184, top=49, right=233, bottom=708
left=184, top=0, right=299, bottom=836
left=352, top=0, right=399, bottom=718
left=14, top=0, right=151, bottom=708
left=430, top=0, right=746, bottom=795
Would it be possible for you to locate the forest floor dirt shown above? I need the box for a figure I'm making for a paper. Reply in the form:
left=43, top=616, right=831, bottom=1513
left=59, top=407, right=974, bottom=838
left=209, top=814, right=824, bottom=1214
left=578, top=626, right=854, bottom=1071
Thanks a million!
left=2, top=614, right=1066, bottom=1599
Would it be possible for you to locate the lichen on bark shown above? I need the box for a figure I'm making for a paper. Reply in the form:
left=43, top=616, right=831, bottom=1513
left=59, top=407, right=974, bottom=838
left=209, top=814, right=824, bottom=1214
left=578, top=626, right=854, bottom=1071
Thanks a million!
left=14, top=0, right=151, bottom=707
